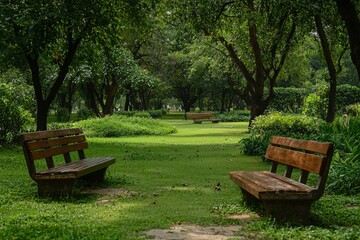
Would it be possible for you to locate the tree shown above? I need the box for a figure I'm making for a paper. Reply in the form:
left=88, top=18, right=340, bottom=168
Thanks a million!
left=0, top=1, right=120, bottom=130
left=335, top=0, right=360, bottom=80
left=169, top=0, right=298, bottom=125
left=313, top=3, right=348, bottom=122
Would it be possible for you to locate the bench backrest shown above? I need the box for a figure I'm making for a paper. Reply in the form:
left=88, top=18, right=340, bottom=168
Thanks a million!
left=186, top=113, right=214, bottom=119
left=20, top=128, right=88, bottom=179
left=265, top=136, right=334, bottom=195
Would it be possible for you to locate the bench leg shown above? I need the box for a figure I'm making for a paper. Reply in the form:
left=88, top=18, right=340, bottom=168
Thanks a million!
left=241, top=189, right=260, bottom=206
left=37, top=179, right=76, bottom=196
left=262, top=200, right=312, bottom=225
left=81, top=168, right=108, bottom=182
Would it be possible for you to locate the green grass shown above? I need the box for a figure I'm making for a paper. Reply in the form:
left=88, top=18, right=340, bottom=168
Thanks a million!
left=0, top=118, right=359, bottom=239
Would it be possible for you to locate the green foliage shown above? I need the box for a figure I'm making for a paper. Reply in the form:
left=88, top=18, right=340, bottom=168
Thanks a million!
left=345, top=103, right=360, bottom=116
left=302, top=93, right=327, bottom=119
left=0, top=69, right=35, bottom=143
left=269, top=88, right=308, bottom=113
left=216, top=110, right=250, bottom=122
left=251, top=112, right=325, bottom=137
left=47, top=122, right=75, bottom=131
left=240, top=113, right=325, bottom=156
left=240, top=132, right=272, bottom=157
left=74, top=115, right=176, bottom=137
left=317, top=116, right=360, bottom=195
left=56, top=108, right=71, bottom=122
left=336, top=84, right=360, bottom=112
left=133, top=111, right=151, bottom=118
left=77, top=107, right=97, bottom=120
left=116, top=110, right=163, bottom=119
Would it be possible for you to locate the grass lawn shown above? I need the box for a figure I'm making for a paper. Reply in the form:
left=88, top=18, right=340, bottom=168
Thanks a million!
left=0, top=119, right=359, bottom=239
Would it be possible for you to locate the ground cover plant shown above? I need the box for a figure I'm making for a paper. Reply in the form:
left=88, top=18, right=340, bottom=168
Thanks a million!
left=0, top=117, right=359, bottom=239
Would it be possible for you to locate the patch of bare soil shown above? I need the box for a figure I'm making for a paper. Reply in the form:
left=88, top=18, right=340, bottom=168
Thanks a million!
left=145, top=224, right=246, bottom=240
left=144, top=214, right=259, bottom=239
left=81, top=188, right=138, bottom=204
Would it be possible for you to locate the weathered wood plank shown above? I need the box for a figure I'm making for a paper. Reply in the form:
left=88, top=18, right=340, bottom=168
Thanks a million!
left=265, top=146, right=325, bottom=174
left=26, top=135, right=86, bottom=150
left=21, top=128, right=82, bottom=141
left=30, top=142, right=89, bottom=160
left=271, top=136, right=332, bottom=155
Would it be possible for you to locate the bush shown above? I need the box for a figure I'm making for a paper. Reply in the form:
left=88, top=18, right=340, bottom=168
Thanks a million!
left=336, top=84, right=360, bottom=113
left=251, top=112, right=325, bottom=136
left=322, top=116, right=360, bottom=195
left=345, top=103, right=360, bottom=116
left=56, top=107, right=71, bottom=122
left=216, top=110, right=250, bottom=122
left=133, top=111, right=151, bottom=118
left=116, top=110, right=163, bottom=119
left=0, top=80, right=34, bottom=143
left=74, top=115, right=176, bottom=137
left=240, top=132, right=272, bottom=157
left=269, top=87, right=308, bottom=113
left=302, top=93, right=327, bottom=119
left=77, top=107, right=96, bottom=120
left=240, top=113, right=325, bottom=156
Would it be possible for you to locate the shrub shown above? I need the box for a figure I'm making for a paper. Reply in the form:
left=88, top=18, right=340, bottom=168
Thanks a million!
left=322, top=116, right=360, bottom=195
left=240, top=132, right=272, bottom=157
left=216, top=110, right=250, bottom=122
left=302, top=93, right=327, bottom=119
left=0, top=80, right=34, bottom=143
left=345, top=103, right=360, bottom=116
left=56, top=107, right=71, bottom=122
left=251, top=112, right=325, bottom=136
left=47, top=122, right=75, bottom=130
left=133, top=111, right=151, bottom=118
left=77, top=107, right=96, bottom=120
left=269, top=87, right=308, bottom=113
left=74, top=115, right=176, bottom=137
left=240, top=113, right=325, bottom=156
left=336, top=84, right=360, bottom=113
left=116, top=110, right=163, bottom=119
left=147, top=110, right=163, bottom=119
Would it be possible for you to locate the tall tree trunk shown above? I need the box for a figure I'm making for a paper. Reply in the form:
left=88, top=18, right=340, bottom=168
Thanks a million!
left=335, top=0, right=360, bottom=80
left=85, top=81, right=101, bottom=117
left=315, top=15, right=338, bottom=123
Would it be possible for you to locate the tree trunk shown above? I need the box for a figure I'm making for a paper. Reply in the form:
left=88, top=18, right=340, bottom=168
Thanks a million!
left=335, top=0, right=360, bottom=80
left=315, top=15, right=338, bottom=123
left=102, top=76, right=118, bottom=115
left=85, top=81, right=101, bottom=117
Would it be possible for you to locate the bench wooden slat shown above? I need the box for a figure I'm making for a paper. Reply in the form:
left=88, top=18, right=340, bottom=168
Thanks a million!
left=271, top=136, right=332, bottom=155
left=36, top=157, right=115, bottom=178
left=26, top=135, right=86, bottom=151
left=30, top=142, right=89, bottom=160
left=21, top=128, right=83, bottom=141
left=265, top=145, right=325, bottom=174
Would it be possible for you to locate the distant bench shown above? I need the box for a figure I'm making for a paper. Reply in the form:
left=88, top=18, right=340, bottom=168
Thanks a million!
left=229, top=136, right=334, bottom=224
left=186, top=112, right=220, bottom=124
left=20, top=128, right=116, bottom=196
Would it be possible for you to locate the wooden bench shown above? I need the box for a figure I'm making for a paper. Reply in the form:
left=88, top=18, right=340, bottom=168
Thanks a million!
left=229, top=136, right=334, bottom=224
left=20, top=128, right=116, bottom=196
left=186, top=112, right=220, bottom=124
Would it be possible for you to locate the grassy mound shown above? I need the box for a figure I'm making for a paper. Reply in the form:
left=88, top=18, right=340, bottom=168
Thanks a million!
left=74, top=115, right=176, bottom=137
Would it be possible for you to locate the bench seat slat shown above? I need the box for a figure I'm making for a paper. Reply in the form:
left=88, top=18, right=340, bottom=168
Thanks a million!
left=30, top=142, right=88, bottom=160
left=26, top=135, right=86, bottom=150
left=229, top=171, right=316, bottom=200
left=265, top=146, right=325, bottom=174
left=35, top=157, right=115, bottom=179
